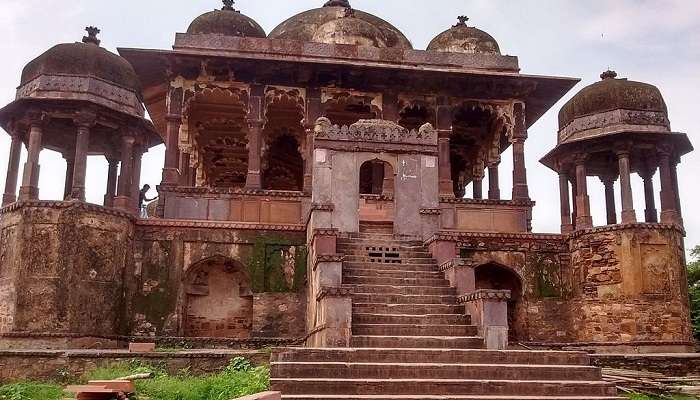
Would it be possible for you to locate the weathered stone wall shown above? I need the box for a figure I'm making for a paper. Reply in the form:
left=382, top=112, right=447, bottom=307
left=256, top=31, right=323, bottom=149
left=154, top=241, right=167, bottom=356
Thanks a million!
left=0, top=349, right=270, bottom=383
left=566, top=225, right=692, bottom=349
left=129, top=221, right=306, bottom=339
left=0, top=203, right=134, bottom=336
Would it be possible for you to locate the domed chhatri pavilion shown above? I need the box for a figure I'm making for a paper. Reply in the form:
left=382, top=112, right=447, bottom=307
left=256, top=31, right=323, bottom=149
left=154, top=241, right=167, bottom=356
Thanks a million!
left=0, top=1, right=694, bottom=397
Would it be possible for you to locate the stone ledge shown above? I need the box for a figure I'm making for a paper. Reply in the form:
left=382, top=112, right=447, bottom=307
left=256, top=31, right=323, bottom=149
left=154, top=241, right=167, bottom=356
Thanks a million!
left=438, top=258, right=474, bottom=272
left=0, top=200, right=136, bottom=220
left=158, top=186, right=310, bottom=199
left=458, top=289, right=512, bottom=303
left=425, top=230, right=565, bottom=245
left=312, top=254, right=344, bottom=271
left=316, top=286, right=352, bottom=301
left=420, top=208, right=442, bottom=215
left=440, top=198, right=536, bottom=207
left=569, top=222, right=685, bottom=239
left=135, top=219, right=305, bottom=231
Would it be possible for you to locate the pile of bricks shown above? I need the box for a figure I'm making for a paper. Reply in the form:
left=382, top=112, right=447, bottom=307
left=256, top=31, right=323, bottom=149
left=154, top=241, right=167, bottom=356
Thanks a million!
left=64, top=380, right=134, bottom=399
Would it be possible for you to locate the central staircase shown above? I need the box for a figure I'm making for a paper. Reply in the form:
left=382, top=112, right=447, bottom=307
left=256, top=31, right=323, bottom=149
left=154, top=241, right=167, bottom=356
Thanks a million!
left=271, top=222, right=622, bottom=399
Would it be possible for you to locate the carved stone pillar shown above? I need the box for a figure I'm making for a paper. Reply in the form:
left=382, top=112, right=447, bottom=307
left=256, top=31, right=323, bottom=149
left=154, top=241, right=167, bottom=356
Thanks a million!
left=63, top=156, right=74, bottom=200
left=162, top=114, right=181, bottom=185
left=70, top=114, right=95, bottom=201
left=2, top=128, right=23, bottom=206
left=601, top=175, right=617, bottom=225
left=658, top=150, right=680, bottom=224
left=640, top=168, right=658, bottom=223
left=488, top=162, right=500, bottom=200
left=671, top=158, right=683, bottom=223
left=437, top=103, right=453, bottom=197
left=304, top=88, right=322, bottom=193
left=570, top=175, right=578, bottom=230
left=180, top=152, right=191, bottom=186
left=104, top=158, right=118, bottom=207
left=574, top=156, right=592, bottom=229
left=559, top=169, right=573, bottom=233
left=114, top=135, right=135, bottom=212
left=245, top=119, right=264, bottom=189
left=473, top=177, right=483, bottom=200
left=131, top=145, right=144, bottom=209
left=511, top=103, right=529, bottom=201
left=617, top=150, right=637, bottom=224
left=19, top=115, right=44, bottom=201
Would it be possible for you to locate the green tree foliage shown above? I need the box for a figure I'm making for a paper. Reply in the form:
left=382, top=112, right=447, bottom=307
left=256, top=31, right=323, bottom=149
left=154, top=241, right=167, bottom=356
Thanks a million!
left=688, top=245, right=700, bottom=341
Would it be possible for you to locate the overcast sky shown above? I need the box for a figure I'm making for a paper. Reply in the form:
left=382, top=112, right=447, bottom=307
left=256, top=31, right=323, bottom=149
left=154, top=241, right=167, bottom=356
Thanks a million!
left=0, top=0, right=698, bottom=250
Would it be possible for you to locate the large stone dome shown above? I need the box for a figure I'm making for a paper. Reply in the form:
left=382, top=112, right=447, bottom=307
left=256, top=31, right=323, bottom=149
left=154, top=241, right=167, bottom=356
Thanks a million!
left=427, top=17, right=501, bottom=55
left=20, top=27, right=140, bottom=92
left=269, top=0, right=412, bottom=49
left=559, top=70, right=668, bottom=130
left=187, top=0, right=265, bottom=38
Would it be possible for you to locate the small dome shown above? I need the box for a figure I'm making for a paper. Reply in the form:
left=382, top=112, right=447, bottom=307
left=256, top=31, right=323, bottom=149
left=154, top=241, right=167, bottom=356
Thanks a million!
left=559, top=70, right=668, bottom=129
left=313, top=12, right=388, bottom=47
left=269, top=1, right=412, bottom=49
left=427, top=17, right=500, bottom=55
left=187, top=0, right=265, bottom=38
left=20, top=27, right=140, bottom=92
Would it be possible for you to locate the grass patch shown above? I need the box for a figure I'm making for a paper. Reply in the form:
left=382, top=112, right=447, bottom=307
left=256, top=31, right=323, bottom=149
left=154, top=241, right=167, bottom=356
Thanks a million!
left=0, top=357, right=269, bottom=400
left=624, top=394, right=698, bottom=400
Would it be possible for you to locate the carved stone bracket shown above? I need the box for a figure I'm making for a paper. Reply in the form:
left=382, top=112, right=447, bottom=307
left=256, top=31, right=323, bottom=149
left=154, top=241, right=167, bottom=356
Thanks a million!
left=419, top=208, right=441, bottom=215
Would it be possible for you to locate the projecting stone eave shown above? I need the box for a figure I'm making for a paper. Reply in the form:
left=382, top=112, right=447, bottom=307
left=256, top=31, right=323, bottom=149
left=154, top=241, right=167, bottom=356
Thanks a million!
left=539, top=130, right=694, bottom=172
left=119, top=44, right=579, bottom=134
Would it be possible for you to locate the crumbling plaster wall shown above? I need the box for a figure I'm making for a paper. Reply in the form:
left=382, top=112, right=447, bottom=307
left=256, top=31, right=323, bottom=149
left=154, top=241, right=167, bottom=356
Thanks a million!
left=130, top=225, right=306, bottom=339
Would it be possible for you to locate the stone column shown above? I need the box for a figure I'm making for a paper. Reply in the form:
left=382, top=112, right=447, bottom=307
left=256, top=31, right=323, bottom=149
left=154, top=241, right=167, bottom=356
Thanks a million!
left=70, top=115, right=95, bottom=201
left=63, top=156, right=74, bottom=200
left=671, top=158, right=683, bottom=223
left=488, top=162, right=500, bottom=200
left=511, top=103, right=529, bottom=201
left=658, top=150, right=680, bottom=224
left=437, top=103, right=454, bottom=197
left=19, top=115, right=44, bottom=201
left=617, top=150, right=637, bottom=224
left=245, top=85, right=264, bottom=190
left=601, top=175, right=617, bottom=225
left=640, top=168, right=658, bottom=223
left=245, top=119, right=264, bottom=189
left=180, top=152, right=191, bottom=186
left=304, top=88, right=322, bottom=193
left=162, top=114, right=181, bottom=185
left=114, top=135, right=135, bottom=212
left=472, top=178, right=483, bottom=199
left=2, top=129, right=23, bottom=206
left=104, top=158, right=118, bottom=207
left=574, top=156, right=593, bottom=229
left=570, top=175, right=578, bottom=230
left=131, top=145, right=143, bottom=209
left=559, top=170, right=573, bottom=233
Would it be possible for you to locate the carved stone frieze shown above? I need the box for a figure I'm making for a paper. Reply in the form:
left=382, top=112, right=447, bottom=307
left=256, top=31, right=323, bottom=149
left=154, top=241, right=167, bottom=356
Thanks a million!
left=136, top=219, right=306, bottom=231
left=458, top=289, right=512, bottom=303
left=314, top=117, right=437, bottom=146
left=558, top=109, right=671, bottom=144
left=316, top=286, right=352, bottom=301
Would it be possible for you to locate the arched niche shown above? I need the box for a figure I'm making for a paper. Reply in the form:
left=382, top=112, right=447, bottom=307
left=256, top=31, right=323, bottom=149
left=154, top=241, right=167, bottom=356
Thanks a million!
left=474, top=262, right=523, bottom=341
left=359, top=159, right=394, bottom=196
left=182, top=255, right=253, bottom=338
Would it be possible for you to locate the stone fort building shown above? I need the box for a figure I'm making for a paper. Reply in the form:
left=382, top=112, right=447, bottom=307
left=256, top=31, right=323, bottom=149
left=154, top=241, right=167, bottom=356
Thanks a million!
left=0, top=1, right=694, bottom=398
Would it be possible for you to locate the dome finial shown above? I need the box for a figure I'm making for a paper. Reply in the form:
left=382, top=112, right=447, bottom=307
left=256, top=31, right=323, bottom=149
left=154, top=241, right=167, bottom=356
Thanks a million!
left=82, top=26, right=101, bottom=46
left=324, top=0, right=351, bottom=8
left=600, top=69, right=618, bottom=80
left=454, top=16, right=469, bottom=27
left=222, top=0, right=236, bottom=11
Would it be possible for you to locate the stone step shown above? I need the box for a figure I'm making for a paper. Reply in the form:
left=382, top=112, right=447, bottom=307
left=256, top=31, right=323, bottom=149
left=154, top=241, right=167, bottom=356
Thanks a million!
left=343, top=262, right=439, bottom=272
left=271, top=379, right=618, bottom=397
left=353, top=303, right=465, bottom=315
left=338, top=249, right=433, bottom=258
left=344, top=276, right=450, bottom=286
left=353, top=313, right=470, bottom=326
left=271, top=348, right=592, bottom=366
left=271, top=362, right=602, bottom=381
left=344, top=256, right=436, bottom=264
left=346, top=285, right=456, bottom=296
left=344, top=269, right=444, bottom=279
left=350, top=335, right=484, bottom=349
left=352, top=293, right=458, bottom=305
left=281, top=395, right=625, bottom=400
left=341, top=235, right=423, bottom=244
left=353, top=324, right=478, bottom=337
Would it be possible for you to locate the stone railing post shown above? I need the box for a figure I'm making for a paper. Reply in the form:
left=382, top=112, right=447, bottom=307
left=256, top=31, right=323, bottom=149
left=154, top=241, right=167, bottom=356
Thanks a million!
left=459, top=289, right=512, bottom=350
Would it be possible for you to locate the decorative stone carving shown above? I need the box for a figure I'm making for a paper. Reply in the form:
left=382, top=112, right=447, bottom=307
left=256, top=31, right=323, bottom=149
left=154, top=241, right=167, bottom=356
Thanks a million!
left=458, top=289, right=512, bottom=303
left=314, top=117, right=437, bottom=145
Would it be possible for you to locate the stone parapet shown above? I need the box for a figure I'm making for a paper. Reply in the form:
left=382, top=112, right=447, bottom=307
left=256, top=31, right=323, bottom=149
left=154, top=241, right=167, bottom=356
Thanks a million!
left=459, top=289, right=512, bottom=350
